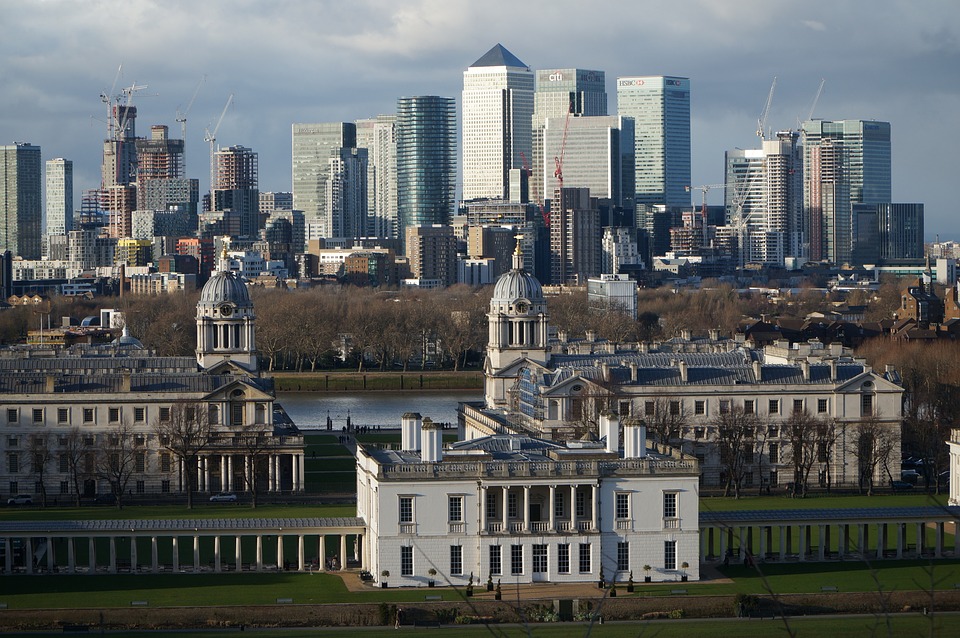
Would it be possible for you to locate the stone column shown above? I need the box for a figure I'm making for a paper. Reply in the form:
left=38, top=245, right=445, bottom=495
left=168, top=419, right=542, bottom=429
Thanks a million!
left=570, top=485, right=577, bottom=531
left=300, top=454, right=306, bottom=492
left=298, top=535, right=305, bottom=571
left=936, top=523, right=944, bottom=558
left=480, top=485, right=487, bottom=532
left=916, top=523, right=925, bottom=557
left=221, top=455, right=227, bottom=492
left=227, top=456, right=234, bottom=492
left=779, top=526, right=786, bottom=561
left=502, top=486, right=509, bottom=531
left=857, top=524, right=866, bottom=556
left=268, top=456, right=276, bottom=493
left=701, top=527, right=709, bottom=562
left=818, top=525, right=826, bottom=561
left=89, top=537, right=96, bottom=574
left=878, top=524, right=886, bottom=560
left=236, top=535, right=242, bottom=572
left=67, top=537, right=75, bottom=573
left=108, top=536, right=117, bottom=573
left=591, top=484, right=599, bottom=531
left=896, top=523, right=904, bottom=559
left=798, top=526, right=806, bottom=562
left=152, top=536, right=159, bottom=573
left=256, top=535, right=263, bottom=571
left=318, top=536, right=326, bottom=572
left=277, top=534, right=284, bottom=571
left=340, top=535, right=348, bottom=570
left=193, top=535, right=200, bottom=571
left=47, top=536, right=55, bottom=572
left=203, top=458, right=211, bottom=493
left=523, top=486, right=531, bottom=532
left=759, top=526, right=766, bottom=561
left=549, top=485, right=556, bottom=532
left=720, top=529, right=727, bottom=561
left=130, top=535, right=137, bottom=571
left=214, top=536, right=221, bottom=572
left=4, top=537, right=12, bottom=573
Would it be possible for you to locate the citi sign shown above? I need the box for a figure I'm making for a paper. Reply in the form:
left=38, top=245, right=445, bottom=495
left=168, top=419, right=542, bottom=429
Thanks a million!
left=548, top=72, right=565, bottom=81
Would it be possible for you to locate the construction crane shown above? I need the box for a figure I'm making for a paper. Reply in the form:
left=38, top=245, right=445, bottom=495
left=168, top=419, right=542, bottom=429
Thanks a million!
left=686, top=181, right=752, bottom=274
left=519, top=151, right=549, bottom=227
left=756, top=76, right=777, bottom=141
left=204, top=93, right=234, bottom=198
left=176, top=75, right=206, bottom=173
left=551, top=102, right=573, bottom=221
left=806, top=78, right=825, bottom=122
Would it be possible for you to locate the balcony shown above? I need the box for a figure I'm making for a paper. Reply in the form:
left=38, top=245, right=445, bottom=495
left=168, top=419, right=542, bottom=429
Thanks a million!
left=448, top=522, right=465, bottom=534
left=663, top=518, right=680, bottom=529
left=485, top=522, right=503, bottom=533
left=399, top=523, right=416, bottom=534
left=616, top=519, right=632, bottom=531
left=530, top=521, right=551, bottom=533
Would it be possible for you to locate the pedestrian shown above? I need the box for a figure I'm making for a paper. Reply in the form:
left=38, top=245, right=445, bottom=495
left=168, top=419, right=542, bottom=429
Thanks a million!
left=395, top=607, right=403, bottom=629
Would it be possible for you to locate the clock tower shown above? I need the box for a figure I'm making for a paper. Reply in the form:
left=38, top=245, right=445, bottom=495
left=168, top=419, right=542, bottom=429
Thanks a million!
left=196, top=250, right=258, bottom=373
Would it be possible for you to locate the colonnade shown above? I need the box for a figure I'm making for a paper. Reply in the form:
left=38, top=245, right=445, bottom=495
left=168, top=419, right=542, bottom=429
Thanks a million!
left=478, top=483, right=600, bottom=534
left=183, top=452, right=306, bottom=493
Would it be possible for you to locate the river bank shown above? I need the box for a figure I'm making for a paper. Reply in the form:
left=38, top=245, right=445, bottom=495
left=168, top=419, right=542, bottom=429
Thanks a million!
left=271, top=370, right=483, bottom=393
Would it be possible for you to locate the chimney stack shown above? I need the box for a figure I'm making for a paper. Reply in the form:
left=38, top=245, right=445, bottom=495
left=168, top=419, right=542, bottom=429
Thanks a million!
left=829, top=359, right=838, bottom=382
left=677, top=359, right=688, bottom=383
left=752, top=360, right=762, bottom=382
left=401, top=412, right=422, bottom=452
left=600, top=411, right=619, bottom=454
left=623, top=419, right=647, bottom=459
left=800, top=359, right=810, bottom=381
left=421, top=418, right=443, bottom=463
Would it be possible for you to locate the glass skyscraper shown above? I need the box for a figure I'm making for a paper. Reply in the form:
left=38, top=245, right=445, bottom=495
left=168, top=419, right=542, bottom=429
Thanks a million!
left=616, top=76, right=691, bottom=209
left=396, top=96, right=456, bottom=253
left=1, top=142, right=42, bottom=259
left=802, top=119, right=891, bottom=264
left=292, top=122, right=357, bottom=235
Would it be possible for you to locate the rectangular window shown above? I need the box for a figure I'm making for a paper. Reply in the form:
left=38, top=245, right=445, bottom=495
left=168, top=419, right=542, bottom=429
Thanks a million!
left=450, top=545, right=463, bottom=576
left=60, top=480, right=69, bottom=494
left=160, top=453, right=171, bottom=473
left=511, top=545, right=523, bottom=575
left=557, top=543, right=570, bottom=574
left=793, top=399, right=804, bottom=414
left=768, top=425, right=779, bottom=438
left=448, top=495, right=463, bottom=523
left=769, top=442, right=779, bottom=464
left=615, top=492, right=630, bottom=519
left=9, top=452, right=19, bottom=473
left=400, top=546, right=413, bottom=576
left=161, top=480, right=171, bottom=493
left=134, top=407, right=145, bottom=422
left=109, top=407, right=120, bottom=422
left=32, top=408, right=43, bottom=423
left=136, top=480, right=145, bottom=494
left=618, top=401, right=630, bottom=416
left=817, top=398, right=828, bottom=414
left=745, top=445, right=755, bottom=464
left=489, top=545, right=501, bottom=576
left=57, top=408, right=69, bottom=423
left=719, top=400, right=730, bottom=414
left=6, top=408, right=16, bottom=423
left=508, top=491, right=518, bottom=518
left=617, top=541, right=630, bottom=572
left=644, top=401, right=655, bottom=416
left=578, top=543, right=591, bottom=573
left=399, top=496, right=413, bottom=523
left=231, top=403, right=244, bottom=426
left=532, top=544, right=547, bottom=574
left=663, top=492, right=678, bottom=519
left=59, top=455, right=69, bottom=473
left=664, top=540, right=677, bottom=571
left=554, top=491, right=564, bottom=519
left=135, top=452, right=145, bottom=473
left=9, top=481, right=17, bottom=494
left=486, top=492, right=497, bottom=520
left=7, top=436, right=17, bottom=447
left=83, top=408, right=94, bottom=423
left=768, top=399, right=779, bottom=415
left=669, top=400, right=680, bottom=416
left=575, top=490, right=585, bottom=517
left=694, top=400, right=705, bottom=415
left=861, top=394, right=873, bottom=417
left=745, top=471, right=754, bottom=487
left=744, top=400, right=755, bottom=415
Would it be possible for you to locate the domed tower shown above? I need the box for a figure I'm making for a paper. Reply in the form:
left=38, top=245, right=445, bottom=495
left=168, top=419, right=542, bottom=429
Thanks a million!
left=485, top=238, right=550, bottom=406
left=196, top=250, right=257, bottom=373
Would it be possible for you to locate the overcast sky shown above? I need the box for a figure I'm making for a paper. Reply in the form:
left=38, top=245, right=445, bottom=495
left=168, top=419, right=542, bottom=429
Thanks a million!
left=2, top=0, right=958, bottom=240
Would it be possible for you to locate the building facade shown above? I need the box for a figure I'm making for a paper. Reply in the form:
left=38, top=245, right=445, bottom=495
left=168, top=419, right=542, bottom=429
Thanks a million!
left=461, top=44, right=534, bottom=201
left=292, top=122, right=357, bottom=234
left=45, top=158, right=73, bottom=239
left=1, top=143, right=42, bottom=259
left=617, top=76, right=691, bottom=209
left=356, top=115, right=398, bottom=240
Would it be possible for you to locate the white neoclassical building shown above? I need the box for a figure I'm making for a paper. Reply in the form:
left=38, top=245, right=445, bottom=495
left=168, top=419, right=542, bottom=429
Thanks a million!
left=357, top=412, right=699, bottom=588
left=0, top=261, right=305, bottom=502
left=464, top=243, right=905, bottom=491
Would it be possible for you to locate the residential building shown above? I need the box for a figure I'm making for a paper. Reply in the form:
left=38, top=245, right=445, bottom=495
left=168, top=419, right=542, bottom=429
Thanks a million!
left=396, top=97, right=456, bottom=253
left=461, top=44, right=534, bottom=201
left=292, top=122, right=356, bottom=235
left=357, top=413, right=700, bottom=587
left=802, top=120, right=891, bottom=264
left=45, top=158, right=73, bottom=239
left=212, top=145, right=259, bottom=239
left=356, top=116, right=398, bottom=239
left=326, top=147, right=368, bottom=242
left=550, top=187, right=600, bottom=285
left=1, top=143, right=42, bottom=259
left=587, top=274, right=637, bottom=318
left=405, top=225, right=457, bottom=287
left=601, top=226, right=642, bottom=274
left=617, top=76, right=691, bottom=209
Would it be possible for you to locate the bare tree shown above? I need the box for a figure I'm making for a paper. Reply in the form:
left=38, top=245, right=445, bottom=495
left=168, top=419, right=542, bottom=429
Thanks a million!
left=28, top=434, right=53, bottom=507
left=644, top=396, right=689, bottom=453
left=714, top=406, right=760, bottom=499
left=61, top=428, right=90, bottom=506
left=96, top=421, right=138, bottom=509
left=234, top=421, right=274, bottom=508
left=784, top=409, right=823, bottom=498
left=153, top=401, right=212, bottom=509
left=851, top=417, right=897, bottom=496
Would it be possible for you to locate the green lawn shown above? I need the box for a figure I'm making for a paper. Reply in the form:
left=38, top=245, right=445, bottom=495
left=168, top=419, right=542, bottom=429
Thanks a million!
left=0, top=503, right=357, bottom=522
left=701, top=493, right=950, bottom=512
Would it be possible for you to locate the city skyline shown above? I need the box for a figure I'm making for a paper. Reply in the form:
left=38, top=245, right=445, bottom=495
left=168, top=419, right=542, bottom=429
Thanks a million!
left=1, top=0, right=957, bottom=239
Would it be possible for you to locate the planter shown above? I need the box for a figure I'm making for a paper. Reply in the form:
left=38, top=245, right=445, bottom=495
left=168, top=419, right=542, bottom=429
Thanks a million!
left=381, top=582, right=388, bottom=588
left=487, top=584, right=494, bottom=592
left=681, top=575, right=688, bottom=582
left=644, top=576, right=651, bottom=583
left=428, top=581, right=435, bottom=587
left=610, top=588, right=617, bottom=598
left=494, top=593, right=501, bottom=600
left=627, top=584, right=634, bottom=593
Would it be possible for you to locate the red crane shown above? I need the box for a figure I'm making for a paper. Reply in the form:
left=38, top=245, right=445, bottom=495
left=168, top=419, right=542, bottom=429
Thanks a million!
left=553, top=103, right=573, bottom=195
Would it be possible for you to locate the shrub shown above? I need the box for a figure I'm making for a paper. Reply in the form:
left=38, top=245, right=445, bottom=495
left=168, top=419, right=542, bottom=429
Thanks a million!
left=669, top=609, right=686, bottom=619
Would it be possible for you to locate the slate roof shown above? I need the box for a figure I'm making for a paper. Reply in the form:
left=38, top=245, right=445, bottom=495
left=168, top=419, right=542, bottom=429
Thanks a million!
left=470, top=44, right=527, bottom=69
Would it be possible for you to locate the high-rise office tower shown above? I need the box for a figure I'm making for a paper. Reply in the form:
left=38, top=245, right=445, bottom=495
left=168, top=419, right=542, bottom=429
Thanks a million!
left=396, top=96, right=457, bottom=253
left=851, top=202, right=924, bottom=264
left=542, top=115, right=634, bottom=210
left=213, top=145, right=259, bottom=238
left=356, top=115, right=398, bottom=239
left=292, top=122, right=357, bottom=235
left=326, top=147, right=368, bottom=241
left=550, top=187, right=600, bottom=285
left=532, top=69, right=607, bottom=205
left=802, top=119, right=891, bottom=264
left=617, top=76, right=691, bottom=209
left=45, top=157, right=73, bottom=237
left=461, top=44, right=534, bottom=201
left=724, top=131, right=802, bottom=266
left=135, top=125, right=189, bottom=212
left=1, top=143, right=42, bottom=259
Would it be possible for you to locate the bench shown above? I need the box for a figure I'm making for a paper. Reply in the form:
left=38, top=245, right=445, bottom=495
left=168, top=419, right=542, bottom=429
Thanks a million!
left=821, top=586, right=838, bottom=592
left=670, top=589, right=688, bottom=595
left=424, top=595, right=442, bottom=600
left=130, top=600, right=148, bottom=607
left=276, top=598, right=293, bottom=604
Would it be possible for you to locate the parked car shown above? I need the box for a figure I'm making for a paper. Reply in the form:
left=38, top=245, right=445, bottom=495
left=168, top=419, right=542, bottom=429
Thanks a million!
left=209, top=492, right=238, bottom=502
left=900, top=469, right=921, bottom=484
left=6, top=494, right=32, bottom=506
left=93, top=493, right=117, bottom=505
left=890, top=480, right=914, bottom=491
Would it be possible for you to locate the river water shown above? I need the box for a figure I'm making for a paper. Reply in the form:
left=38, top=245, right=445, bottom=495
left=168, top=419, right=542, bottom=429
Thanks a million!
left=276, top=391, right=482, bottom=431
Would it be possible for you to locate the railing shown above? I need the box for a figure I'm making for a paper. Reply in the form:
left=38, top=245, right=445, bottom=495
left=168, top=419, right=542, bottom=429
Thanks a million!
left=509, top=522, right=525, bottom=534
left=379, top=456, right=698, bottom=480
left=531, top=521, right=550, bottom=533
left=556, top=521, right=572, bottom=532
left=616, top=519, right=632, bottom=531
left=663, top=518, right=680, bottom=529
left=448, top=523, right=465, bottom=534
left=577, top=521, right=594, bottom=532
left=399, top=523, right=416, bottom=534
left=485, top=522, right=503, bottom=533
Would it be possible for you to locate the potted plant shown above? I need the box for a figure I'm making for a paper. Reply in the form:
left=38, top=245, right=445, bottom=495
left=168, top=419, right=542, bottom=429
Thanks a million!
left=681, top=562, right=689, bottom=582
left=643, top=565, right=652, bottom=583
left=486, top=574, right=494, bottom=591
left=598, top=566, right=605, bottom=589
left=627, top=571, right=635, bottom=593
left=428, top=568, right=437, bottom=587
left=609, top=582, right=617, bottom=598
left=380, top=570, right=389, bottom=588
left=495, top=579, right=502, bottom=600
left=465, top=572, right=474, bottom=597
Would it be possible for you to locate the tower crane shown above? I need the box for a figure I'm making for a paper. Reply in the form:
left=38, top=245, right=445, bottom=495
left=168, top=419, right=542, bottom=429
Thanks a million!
left=520, top=151, right=549, bottom=228
left=204, top=93, right=234, bottom=198
left=686, top=180, right=752, bottom=274
left=756, top=77, right=777, bottom=142
left=176, top=75, right=206, bottom=173
left=551, top=102, right=573, bottom=226
left=806, top=78, right=825, bottom=122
